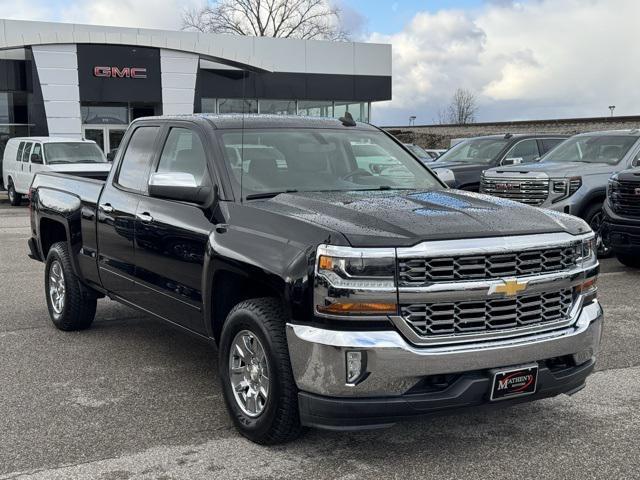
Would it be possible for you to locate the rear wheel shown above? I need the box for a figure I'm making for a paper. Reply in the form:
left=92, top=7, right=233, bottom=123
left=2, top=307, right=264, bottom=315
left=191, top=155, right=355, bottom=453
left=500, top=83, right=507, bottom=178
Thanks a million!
left=219, top=298, right=302, bottom=444
left=583, top=203, right=611, bottom=258
left=616, top=253, right=640, bottom=268
left=7, top=179, right=21, bottom=206
left=45, top=242, right=96, bottom=330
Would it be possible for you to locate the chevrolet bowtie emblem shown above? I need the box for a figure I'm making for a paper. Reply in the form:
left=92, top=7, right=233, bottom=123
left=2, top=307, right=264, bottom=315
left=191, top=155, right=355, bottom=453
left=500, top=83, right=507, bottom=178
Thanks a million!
left=489, top=278, right=528, bottom=296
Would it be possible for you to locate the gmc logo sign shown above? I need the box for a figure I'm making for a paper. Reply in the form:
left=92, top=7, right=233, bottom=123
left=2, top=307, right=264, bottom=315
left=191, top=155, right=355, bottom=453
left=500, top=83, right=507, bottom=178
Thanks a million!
left=93, top=66, right=147, bottom=79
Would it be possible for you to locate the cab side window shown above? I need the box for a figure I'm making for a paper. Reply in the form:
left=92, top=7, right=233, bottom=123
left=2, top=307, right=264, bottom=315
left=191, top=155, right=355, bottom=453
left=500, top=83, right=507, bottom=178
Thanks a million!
left=116, top=126, right=160, bottom=192
left=16, top=142, right=24, bottom=162
left=31, top=144, right=43, bottom=163
left=540, top=138, right=564, bottom=154
left=156, top=128, right=208, bottom=185
left=505, top=139, right=540, bottom=163
left=21, top=142, right=33, bottom=162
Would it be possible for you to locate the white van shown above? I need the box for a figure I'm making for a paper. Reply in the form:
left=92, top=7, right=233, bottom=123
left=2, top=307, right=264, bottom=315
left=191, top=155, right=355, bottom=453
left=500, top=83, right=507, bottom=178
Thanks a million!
left=2, top=137, right=112, bottom=206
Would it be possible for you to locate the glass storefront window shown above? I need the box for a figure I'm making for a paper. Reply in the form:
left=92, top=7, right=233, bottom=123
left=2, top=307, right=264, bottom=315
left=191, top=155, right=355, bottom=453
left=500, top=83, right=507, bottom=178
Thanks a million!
left=259, top=99, right=296, bottom=115
left=217, top=98, right=258, bottom=114
left=297, top=100, right=332, bottom=117
left=334, top=102, right=369, bottom=122
left=201, top=98, right=216, bottom=113
left=81, top=105, right=128, bottom=125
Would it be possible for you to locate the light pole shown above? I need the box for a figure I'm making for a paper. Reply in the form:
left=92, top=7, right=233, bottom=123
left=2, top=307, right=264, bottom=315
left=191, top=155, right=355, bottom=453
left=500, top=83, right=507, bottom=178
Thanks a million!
left=409, top=115, right=416, bottom=127
left=609, top=105, right=616, bottom=117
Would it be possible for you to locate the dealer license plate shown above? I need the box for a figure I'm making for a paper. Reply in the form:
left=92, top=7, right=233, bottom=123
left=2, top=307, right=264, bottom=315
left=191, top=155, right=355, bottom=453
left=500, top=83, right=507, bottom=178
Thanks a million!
left=490, top=364, right=538, bottom=401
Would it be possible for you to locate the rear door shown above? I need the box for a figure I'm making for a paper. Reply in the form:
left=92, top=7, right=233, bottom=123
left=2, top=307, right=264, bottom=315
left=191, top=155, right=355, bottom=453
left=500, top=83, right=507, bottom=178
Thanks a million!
left=132, top=124, right=214, bottom=333
left=96, top=124, right=161, bottom=299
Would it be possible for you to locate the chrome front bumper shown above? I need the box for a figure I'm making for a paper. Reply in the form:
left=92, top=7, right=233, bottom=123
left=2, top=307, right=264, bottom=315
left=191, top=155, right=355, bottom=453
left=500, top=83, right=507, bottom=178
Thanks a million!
left=286, top=300, right=603, bottom=397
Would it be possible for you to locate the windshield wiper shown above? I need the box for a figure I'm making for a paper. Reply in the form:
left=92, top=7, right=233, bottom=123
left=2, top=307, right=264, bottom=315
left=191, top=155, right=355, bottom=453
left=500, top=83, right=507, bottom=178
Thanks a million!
left=245, top=189, right=299, bottom=200
left=353, top=186, right=417, bottom=191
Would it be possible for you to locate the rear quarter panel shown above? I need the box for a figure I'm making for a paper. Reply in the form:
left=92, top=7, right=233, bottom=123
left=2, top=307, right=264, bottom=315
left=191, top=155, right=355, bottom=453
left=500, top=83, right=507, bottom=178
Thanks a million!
left=31, top=173, right=104, bottom=286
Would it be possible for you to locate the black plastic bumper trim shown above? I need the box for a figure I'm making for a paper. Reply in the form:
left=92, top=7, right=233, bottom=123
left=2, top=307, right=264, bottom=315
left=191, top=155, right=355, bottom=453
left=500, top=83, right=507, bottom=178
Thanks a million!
left=298, top=359, right=595, bottom=430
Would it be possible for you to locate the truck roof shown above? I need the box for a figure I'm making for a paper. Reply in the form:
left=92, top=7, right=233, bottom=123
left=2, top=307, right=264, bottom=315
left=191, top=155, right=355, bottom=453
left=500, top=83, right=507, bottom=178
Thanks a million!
left=133, top=114, right=379, bottom=131
left=573, top=129, right=640, bottom=137
left=7, top=136, right=98, bottom=144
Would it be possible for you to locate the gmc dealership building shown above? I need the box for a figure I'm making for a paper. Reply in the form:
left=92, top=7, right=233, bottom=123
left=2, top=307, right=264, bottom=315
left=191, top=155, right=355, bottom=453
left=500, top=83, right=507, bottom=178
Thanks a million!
left=0, top=19, right=391, bottom=154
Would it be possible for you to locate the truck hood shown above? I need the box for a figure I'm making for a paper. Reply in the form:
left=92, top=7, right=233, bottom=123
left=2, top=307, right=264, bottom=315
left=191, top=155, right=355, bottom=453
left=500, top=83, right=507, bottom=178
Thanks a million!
left=488, top=161, right=615, bottom=178
left=250, top=189, right=590, bottom=247
left=48, top=163, right=112, bottom=173
left=48, top=163, right=112, bottom=180
left=431, top=161, right=487, bottom=173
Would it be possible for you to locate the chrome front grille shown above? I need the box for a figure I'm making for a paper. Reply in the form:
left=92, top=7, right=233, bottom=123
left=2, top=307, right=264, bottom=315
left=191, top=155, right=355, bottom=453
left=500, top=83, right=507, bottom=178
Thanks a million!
left=481, top=176, right=549, bottom=206
left=398, top=245, right=580, bottom=286
left=610, top=180, right=640, bottom=218
left=401, top=288, right=574, bottom=337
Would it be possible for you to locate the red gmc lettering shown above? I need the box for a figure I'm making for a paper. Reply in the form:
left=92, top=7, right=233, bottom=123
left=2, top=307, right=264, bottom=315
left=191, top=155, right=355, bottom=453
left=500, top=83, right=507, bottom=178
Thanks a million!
left=93, top=66, right=147, bottom=79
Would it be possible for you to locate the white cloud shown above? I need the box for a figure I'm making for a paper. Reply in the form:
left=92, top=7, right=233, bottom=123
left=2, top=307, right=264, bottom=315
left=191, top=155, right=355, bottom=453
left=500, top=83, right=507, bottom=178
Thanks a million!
left=59, top=0, right=202, bottom=30
left=371, top=0, right=639, bottom=125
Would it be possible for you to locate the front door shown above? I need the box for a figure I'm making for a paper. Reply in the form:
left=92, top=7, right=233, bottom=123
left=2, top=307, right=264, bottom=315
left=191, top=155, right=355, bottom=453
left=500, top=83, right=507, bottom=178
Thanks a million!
left=132, top=125, right=212, bottom=333
left=96, top=125, right=161, bottom=299
left=16, top=141, right=32, bottom=192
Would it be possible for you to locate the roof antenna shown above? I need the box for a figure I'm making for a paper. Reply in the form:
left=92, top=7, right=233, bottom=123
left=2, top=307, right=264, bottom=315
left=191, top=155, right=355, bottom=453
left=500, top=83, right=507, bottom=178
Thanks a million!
left=339, top=111, right=357, bottom=127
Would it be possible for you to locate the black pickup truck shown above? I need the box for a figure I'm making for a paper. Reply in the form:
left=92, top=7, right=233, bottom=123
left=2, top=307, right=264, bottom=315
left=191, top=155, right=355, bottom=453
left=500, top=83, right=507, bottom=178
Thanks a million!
left=29, top=115, right=602, bottom=444
left=603, top=168, right=640, bottom=267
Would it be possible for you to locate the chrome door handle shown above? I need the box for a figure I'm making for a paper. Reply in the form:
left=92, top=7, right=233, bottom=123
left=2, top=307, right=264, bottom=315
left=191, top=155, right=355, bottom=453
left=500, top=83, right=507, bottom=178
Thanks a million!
left=136, top=212, right=153, bottom=223
left=100, top=204, right=114, bottom=213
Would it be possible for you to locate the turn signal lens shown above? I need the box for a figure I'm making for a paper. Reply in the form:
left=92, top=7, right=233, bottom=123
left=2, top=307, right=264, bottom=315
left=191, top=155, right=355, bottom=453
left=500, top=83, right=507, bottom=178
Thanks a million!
left=318, top=255, right=334, bottom=270
left=577, top=277, right=597, bottom=293
left=317, top=302, right=397, bottom=315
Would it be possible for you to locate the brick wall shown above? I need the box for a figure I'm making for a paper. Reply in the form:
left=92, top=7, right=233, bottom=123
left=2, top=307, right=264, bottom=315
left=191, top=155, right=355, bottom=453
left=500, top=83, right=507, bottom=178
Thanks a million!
left=384, top=115, right=640, bottom=149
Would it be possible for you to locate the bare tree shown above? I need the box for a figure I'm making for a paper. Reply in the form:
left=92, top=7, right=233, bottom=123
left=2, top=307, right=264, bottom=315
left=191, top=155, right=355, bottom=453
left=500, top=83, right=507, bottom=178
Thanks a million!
left=182, top=0, right=349, bottom=40
left=438, top=88, right=479, bottom=125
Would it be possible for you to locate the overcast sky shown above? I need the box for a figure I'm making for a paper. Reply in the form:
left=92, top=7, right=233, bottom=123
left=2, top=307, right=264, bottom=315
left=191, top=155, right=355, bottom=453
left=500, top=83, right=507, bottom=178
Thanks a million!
left=0, top=0, right=635, bottom=126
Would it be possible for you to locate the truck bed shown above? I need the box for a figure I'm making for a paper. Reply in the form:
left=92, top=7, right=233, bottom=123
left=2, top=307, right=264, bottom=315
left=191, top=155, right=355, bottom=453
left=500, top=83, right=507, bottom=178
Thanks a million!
left=30, top=171, right=106, bottom=289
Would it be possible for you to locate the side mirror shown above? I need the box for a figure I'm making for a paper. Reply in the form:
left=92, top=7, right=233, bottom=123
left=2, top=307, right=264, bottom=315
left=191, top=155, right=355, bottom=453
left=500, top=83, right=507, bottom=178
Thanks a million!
left=501, top=157, right=523, bottom=166
left=148, top=172, right=211, bottom=204
left=106, top=150, right=116, bottom=162
left=31, top=153, right=43, bottom=164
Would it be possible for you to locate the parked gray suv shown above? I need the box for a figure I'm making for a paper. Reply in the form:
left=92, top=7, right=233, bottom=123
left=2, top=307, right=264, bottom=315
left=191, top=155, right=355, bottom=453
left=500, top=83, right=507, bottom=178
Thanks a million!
left=481, top=130, right=640, bottom=252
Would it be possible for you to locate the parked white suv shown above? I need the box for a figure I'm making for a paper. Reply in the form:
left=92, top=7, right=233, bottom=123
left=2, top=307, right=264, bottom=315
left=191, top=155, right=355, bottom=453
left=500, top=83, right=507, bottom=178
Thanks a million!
left=3, top=137, right=111, bottom=206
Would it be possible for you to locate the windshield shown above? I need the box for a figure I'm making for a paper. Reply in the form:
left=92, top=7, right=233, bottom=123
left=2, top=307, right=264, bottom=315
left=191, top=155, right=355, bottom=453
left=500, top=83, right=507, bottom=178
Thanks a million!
left=435, top=138, right=509, bottom=164
left=44, top=142, right=107, bottom=164
left=220, top=128, right=443, bottom=199
left=542, top=135, right=637, bottom=165
left=406, top=144, right=429, bottom=158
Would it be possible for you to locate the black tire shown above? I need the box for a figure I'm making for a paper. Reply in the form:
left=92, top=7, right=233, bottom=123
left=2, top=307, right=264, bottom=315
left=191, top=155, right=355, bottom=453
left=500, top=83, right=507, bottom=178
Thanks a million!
left=616, top=253, right=640, bottom=268
left=219, top=297, right=302, bottom=444
left=583, top=202, right=612, bottom=258
left=7, top=179, right=22, bottom=206
left=44, top=242, right=97, bottom=331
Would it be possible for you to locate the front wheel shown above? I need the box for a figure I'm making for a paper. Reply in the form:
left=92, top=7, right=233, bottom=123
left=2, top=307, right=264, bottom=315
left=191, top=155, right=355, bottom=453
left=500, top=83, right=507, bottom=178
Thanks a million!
left=616, top=253, right=640, bottom=268
left=45, top=242, right=97, bottom=330
left=219, top=298, right=302, bottom=444
left=583, top=203, right=612, bottom=258
left=7, top=180, right=22, bottom=206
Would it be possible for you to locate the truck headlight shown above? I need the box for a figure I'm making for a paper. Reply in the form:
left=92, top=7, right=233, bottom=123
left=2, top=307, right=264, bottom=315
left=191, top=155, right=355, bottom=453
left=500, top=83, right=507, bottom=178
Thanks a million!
left=580, top=235, right=597, bottom=266
left=551, top=176, right=581, bottom=202
left=315, top=245, right=397, bottom=316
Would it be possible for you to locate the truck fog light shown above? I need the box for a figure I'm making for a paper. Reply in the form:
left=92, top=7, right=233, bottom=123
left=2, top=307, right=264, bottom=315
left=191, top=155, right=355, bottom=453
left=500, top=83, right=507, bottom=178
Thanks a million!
left=573, top=348, right=593, bottom=366
left=346, top=351, right=366, bottom=384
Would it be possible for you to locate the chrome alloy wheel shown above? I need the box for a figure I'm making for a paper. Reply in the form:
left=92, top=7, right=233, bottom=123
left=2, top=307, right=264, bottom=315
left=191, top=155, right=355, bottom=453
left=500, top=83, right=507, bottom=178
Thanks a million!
left=49, top=260, right=66, bottom=314
left=229, top=330, right=270, bottom=417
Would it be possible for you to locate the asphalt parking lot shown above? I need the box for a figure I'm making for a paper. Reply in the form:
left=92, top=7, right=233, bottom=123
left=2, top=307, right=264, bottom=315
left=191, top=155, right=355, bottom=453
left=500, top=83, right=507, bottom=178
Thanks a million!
left=1, top=196, right=639, bottom=480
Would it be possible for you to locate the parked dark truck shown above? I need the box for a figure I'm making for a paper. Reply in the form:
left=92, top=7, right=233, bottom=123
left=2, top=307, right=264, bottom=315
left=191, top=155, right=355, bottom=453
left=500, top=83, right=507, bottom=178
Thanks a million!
left=603, top=168, right=640, bottom=267
left=28, top=115, right=602, bottom=444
